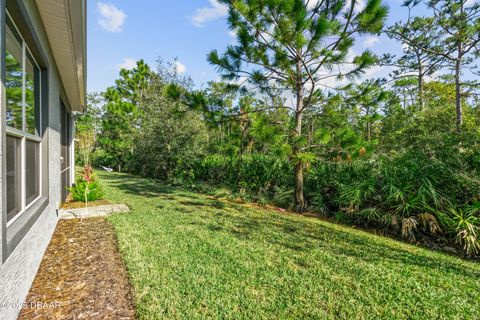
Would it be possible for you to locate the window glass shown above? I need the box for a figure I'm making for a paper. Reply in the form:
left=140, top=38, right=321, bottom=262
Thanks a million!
left=5, top=25, right=23, bottom=130
left=25, top=53, right=39, bottom=135
left=60, top=103, right=71, bottom=202
left=6, top=135, right=22, bottom=221
left=61, top=106, right=70, bottom=170
left=26, top=140, right=40, bottom=205
left=5, top=16, right=43, bottom=223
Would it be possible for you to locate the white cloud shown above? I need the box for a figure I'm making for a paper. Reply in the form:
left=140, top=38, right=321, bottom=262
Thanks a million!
left=190, top=0, right=228, bottom=27
left=363, top=36, right=380, bottom=48
left=362, top=65, right=384, bottom=79
left=116, top=58, right=137, bottom=70
left=306, top=0, right=320, bottom=9
left=355, top=0, right=366, bottom=12
left=97, top=3, right=127, bottom=33
left=174, top=61, right=187, bottom=74
left=402, top=42, right=411, bottom=52
left=308, top=0, right=365, bottom=11
left=315, top=49, right=386, bottom=89
left=343, top=0, right=366, bottom=13
left=465, top=0, right=475, bottom=7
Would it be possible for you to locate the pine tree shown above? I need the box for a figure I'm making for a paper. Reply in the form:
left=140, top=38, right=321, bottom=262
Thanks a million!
left=100, top=60, right=151, bottom=171
left=404, top=0, right=480, bottom=131
left=208, top=0, right=388, bottom=211
left=387, top=15, right=445, bottom=110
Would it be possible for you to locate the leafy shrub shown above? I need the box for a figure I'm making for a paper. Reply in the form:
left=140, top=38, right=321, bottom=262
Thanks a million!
left=439, top=205, right=480, bottom=257
left=191, top=154, right=292, bottom=198
left=91, top=148, right=116, bottom=169
left=304, top=151, right=480, bottom=256
left=69, top=165, right=105, bottom=202
left=186, top=150, right=480, bottom=256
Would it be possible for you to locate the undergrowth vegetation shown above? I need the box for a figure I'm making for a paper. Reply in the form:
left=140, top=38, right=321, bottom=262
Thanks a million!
left=77, top=1, right=480, bottom=257
left=176, top=150, right=480, bottom=257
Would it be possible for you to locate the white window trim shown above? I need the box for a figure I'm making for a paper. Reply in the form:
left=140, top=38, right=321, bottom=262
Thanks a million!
left=5, top=11, right=43, bottom=228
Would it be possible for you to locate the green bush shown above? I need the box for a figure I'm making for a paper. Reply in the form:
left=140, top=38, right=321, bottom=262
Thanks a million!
left=176, top=151, right=480, bottom=257
left=69, top=165, right=105, bottom=202
left=303, top=151, right=480, bottom=256
left=91, top=148, right=116, bottom=169
left=69, top=179, right=105, bottom=202
left=188, top=154, right=292, bottom=205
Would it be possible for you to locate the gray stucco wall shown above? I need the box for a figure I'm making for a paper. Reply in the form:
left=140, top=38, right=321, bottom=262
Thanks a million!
left=0, top=0, right=5, bottom=268
left=0, top=1, right=75, bottom=319
left=0, top=204, right=57, bottom=319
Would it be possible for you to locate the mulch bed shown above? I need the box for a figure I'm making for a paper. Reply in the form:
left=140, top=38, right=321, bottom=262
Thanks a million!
left=18, top=218, right=136, bottom=320
left=62, top=198, right=111, bottom=210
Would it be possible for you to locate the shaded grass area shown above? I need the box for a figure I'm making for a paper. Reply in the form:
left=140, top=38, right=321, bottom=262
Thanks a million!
left=99, top=171, right=480, bottom=319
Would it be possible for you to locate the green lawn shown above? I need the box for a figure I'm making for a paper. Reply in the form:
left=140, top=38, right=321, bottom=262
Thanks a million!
left=99, top=171, right=480, bottom=319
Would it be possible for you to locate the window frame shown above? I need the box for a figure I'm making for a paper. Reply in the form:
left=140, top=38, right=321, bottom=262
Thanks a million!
left=60, top=100, right=71, bottom=203
left=5, top=11, right=42, bottom=227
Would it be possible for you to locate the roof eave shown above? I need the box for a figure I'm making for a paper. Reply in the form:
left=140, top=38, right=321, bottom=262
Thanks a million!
left=35, top=0, right=86, bottom=112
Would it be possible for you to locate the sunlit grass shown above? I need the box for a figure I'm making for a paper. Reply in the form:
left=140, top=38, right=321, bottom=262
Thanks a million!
left=99, top=171, right=480, bottom=319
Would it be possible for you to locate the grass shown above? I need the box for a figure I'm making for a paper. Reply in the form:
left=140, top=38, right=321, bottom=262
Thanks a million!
left=98, top=170, right=480, bottom=319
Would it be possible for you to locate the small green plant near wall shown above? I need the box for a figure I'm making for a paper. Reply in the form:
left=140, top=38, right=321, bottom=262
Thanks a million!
left=69, top=165, right=105, bottom=202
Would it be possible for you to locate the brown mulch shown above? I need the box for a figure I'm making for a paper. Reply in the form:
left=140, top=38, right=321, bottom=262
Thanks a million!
left=18, top=218, right=136, bottom=320
left=62, top=196, right=110, bottom=210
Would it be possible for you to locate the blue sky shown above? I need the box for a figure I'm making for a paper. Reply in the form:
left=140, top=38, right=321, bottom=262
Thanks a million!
left=87, top=0, right=427, bottom=94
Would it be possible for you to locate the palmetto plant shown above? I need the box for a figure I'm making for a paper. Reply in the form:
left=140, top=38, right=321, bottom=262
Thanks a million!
left=450, top=207, right=480, bottom=257
left=179, top=147, right=480, bottom=256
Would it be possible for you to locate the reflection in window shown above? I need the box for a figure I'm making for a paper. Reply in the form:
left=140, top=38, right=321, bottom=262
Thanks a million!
left=6, top=135, right=22, bottom=221
left=5, top=25, right=23, bottom=130
left=25, top=53, right=39, bottom=135
left=5, top=16, right=43, bottom=223
left=26, top=140, right=40, bottom=205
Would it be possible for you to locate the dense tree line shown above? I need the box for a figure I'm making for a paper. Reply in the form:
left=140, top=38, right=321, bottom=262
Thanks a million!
left=76, top=0, right=480, bottom=257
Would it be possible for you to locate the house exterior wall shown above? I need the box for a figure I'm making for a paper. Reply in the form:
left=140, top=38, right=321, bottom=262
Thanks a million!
left=0, top=0, right=5, bottom=273
left=0, top=1, right=75, bottom=319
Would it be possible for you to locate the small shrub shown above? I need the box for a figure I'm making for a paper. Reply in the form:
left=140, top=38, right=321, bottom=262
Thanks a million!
left=69, top=165, right=105, bottom=202
left=450, top=207, right=480, bottom=257
left=401, top=217, right=418, bottom=242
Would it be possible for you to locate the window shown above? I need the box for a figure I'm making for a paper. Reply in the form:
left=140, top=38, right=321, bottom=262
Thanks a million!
left=60, top=102, right=71, bottom=203
left=5, top=16, right=42, bottom=224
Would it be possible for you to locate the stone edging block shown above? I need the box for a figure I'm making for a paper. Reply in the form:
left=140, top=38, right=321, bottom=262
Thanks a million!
left=60, top=204, right=130, bottom=220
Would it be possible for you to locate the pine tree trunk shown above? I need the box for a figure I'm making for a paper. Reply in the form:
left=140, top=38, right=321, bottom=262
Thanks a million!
left=455, top=57, right=463, bottom=133
left=365, top=106, right=371, bottom=142
left=293, top=110, right=305, bottom=212
left=367, top=121, right=371, bottom=143
left=418, top=62, right=424, bottom=111
left=293, top=58, right=306, bottom=212
left=294, top=160, right=305, bottom=212
left=307, top=120, right=314, bottom=146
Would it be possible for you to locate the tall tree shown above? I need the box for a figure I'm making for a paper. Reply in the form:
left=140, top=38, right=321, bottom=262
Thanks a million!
left=405, top=0, right=480, bottom=131
left=208, top=0, right=388, bottom=211
left=345, top=80, right=387, bottom=143
left=387, top=16, right=444, bottom=110
left=131, top=72, right=208, bottom=180
left=99, top=60, right=151, bottom=171
left=75, top=93, right=104, bottom=165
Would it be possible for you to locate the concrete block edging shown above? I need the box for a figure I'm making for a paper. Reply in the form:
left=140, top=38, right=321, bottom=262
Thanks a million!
left=60, top=204, right=130, bottom=220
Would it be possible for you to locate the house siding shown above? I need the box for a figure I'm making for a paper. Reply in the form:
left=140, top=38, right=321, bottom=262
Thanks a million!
left=0, top=203, right=57, bottom=320
left=0, top=0, right=4, bottom=269
left=0, top=0, right=75, bottom=319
